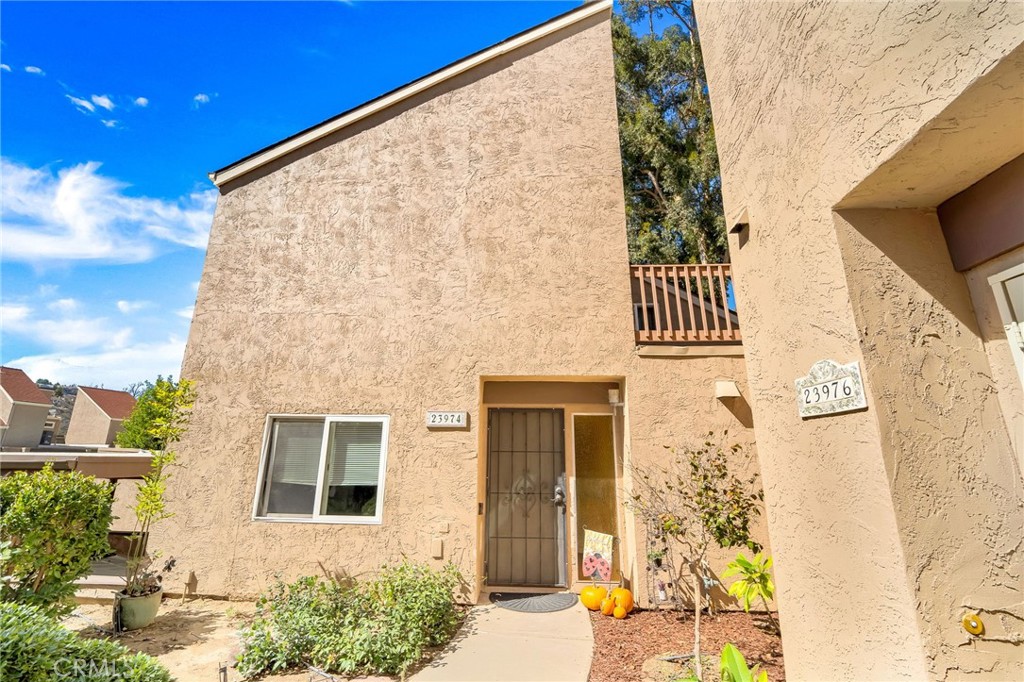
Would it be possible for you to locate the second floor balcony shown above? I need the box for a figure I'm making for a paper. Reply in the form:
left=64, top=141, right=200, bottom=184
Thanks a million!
left=630, top=263, right=741, bottom=345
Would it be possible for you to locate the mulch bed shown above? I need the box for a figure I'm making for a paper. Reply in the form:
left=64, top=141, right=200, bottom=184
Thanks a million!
left=588, top=609, right=785, bottom=682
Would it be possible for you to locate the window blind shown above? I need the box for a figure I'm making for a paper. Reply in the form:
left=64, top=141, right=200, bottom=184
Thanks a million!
left=326, top=421, right=383, bottom=487
left=270, top=420, right=324, bottom=486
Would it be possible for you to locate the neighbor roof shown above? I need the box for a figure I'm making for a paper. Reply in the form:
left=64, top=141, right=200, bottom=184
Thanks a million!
left=79, top=386, right=137, bottom=420
left=0, top=367, right=53, bottom=405
left=210, top=0, right=613, bottom=187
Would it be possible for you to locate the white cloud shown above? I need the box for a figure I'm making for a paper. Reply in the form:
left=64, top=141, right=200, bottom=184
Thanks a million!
left=117, top=300, right=151, bottom=314
left=133, top=96, right=149, bottom=107
left=192, top=93, right=215, bottom=109
left=1, top=158, right=217, bottom=264
left=3, top=305, right=133, bottom=352
left=190, top=280, right=201, bottom=292
left=175, top=306, right=195, bottom=320
left=1, top=303, right=32, bottom=325
left=37, top=284, right=59, bottom=298
left=0, top=64, right=11, bottom=72
left=7, top=336, right=186, bottom=389
left=67, top=94, right=95, bottom=113
left=91, top=94, right=115, bottom=111
left=101, top=119, right=118, bottom=128
left=24, top=65, right=44, bottom=75
left=47, top=298, right=79, bottom=313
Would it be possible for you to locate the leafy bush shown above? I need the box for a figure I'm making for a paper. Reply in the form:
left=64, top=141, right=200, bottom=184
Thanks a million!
left=237, top=561, right=463, bottom=679
left=0, top=601, right=171, bottom=682
left=0, top=466, right=113, bottom=616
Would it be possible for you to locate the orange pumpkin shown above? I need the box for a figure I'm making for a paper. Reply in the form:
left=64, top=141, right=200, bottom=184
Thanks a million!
left=580, top=585, right=608, bottom=611
left=613, top=605, right=628, bottom=619
left=610, top=587, right=635, bottom=613
left=600, top=597, right=615, bottom=616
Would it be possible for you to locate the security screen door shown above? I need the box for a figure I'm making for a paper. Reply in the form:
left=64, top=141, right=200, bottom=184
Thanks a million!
left=486, top=408, right=567, bottom=587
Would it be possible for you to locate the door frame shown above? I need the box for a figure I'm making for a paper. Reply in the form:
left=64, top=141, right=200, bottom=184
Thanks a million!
left=568, top=412, right=623, bottom=589
left=988, top=261, right=1024, bottom=385
left=476, top=399, right=621, bottom=594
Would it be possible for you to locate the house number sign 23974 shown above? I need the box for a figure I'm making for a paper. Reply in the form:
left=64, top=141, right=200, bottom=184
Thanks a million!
left=426, top=411, right=467, bottom=428
left=795, top=360, right=867, bottom=419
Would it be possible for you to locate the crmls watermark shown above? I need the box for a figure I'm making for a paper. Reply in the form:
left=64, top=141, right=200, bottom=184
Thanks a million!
left=53, top=658, right=134, bottom=679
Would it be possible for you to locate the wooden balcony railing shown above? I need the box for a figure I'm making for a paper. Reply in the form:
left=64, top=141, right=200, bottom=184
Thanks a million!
left=631, top=264, right=741, bottom=344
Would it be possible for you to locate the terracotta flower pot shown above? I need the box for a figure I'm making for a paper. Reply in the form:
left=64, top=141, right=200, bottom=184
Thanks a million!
left=115, top=588, right=162, bottom=631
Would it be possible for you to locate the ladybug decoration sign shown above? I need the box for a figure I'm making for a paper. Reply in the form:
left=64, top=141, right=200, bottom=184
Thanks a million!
left=582, top=529, right=614, bottom=582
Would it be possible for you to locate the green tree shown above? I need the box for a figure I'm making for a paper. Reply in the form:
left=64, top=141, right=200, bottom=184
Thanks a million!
left=615, top=0, right=725, bottom=264
left=117, top=377, right=195, bottom=603
left=628, top=432, right=763, bottom=681
left=115, top=377, right=193, bottom=450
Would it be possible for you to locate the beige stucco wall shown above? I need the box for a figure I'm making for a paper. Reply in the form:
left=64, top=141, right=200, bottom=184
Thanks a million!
left=0, top=399, right=49, bottom=448
left=696, top=1, right=1023, bottom=679
left=65, top=392, right=116, bottom=446
left=156, top=12, right=766, bottom=606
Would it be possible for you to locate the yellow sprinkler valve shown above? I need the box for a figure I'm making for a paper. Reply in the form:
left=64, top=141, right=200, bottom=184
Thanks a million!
left=962, top=613, right=984, bottom=636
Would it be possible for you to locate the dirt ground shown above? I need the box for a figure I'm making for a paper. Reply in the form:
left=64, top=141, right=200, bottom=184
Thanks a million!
left=66, top=599, right=391, bottom=682
left=588, top=609, right=785, bottom=682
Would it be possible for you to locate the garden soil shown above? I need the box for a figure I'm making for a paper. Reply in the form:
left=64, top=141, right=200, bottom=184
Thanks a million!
left=588, top=609, right=785, bottom=682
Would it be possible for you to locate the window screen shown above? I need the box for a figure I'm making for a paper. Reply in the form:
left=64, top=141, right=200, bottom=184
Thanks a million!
left=257, top=416, right=387, bottom=521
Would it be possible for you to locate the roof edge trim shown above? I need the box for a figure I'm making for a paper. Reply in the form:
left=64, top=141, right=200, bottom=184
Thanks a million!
left=210, top=0, right=613, bottom=187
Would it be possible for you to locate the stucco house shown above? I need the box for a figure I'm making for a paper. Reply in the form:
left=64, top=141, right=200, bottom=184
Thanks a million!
left=158, top=0, right=765, bottom=606
left=695, top=0, right=1023, bottom=678
left=64, top=386, right=137, bottom=447
left=0, top=366, right=52, bottom=448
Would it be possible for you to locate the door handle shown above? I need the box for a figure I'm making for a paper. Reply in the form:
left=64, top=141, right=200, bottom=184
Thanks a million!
left=551, top=486, right=565, bottom=506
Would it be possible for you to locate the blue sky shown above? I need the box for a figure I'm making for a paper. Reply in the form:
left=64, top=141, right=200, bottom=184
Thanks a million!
left=1, top=0, right=584, bottom=388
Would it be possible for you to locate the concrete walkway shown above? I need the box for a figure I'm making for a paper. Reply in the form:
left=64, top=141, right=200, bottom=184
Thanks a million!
left=412, top=599, right=594, bottom=682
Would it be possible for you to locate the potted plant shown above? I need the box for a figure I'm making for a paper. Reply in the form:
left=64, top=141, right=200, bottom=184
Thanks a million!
left=113, top=378, right=195, bottom=632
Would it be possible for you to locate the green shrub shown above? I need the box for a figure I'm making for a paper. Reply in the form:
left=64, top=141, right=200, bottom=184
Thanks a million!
left=723, top=552, right=778, bottom=634
left=0, top=466, right=113, bottom=616
left=237, top=561, right=463, bottom=679
left=0, top=601, right=171, bottom=682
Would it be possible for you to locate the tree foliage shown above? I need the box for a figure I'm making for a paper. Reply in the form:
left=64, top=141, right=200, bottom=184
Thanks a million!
left=114, top=376, right=195, bottom=451
left=614, top=0, right=726, bottom=264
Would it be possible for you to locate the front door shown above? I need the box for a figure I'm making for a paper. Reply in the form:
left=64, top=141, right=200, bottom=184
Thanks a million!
left=485, top=408, right=567, bottom=587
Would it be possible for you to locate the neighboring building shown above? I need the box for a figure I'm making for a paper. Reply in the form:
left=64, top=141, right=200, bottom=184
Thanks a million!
left=695, top=1, right=1023, bottom=679
left=157, top=0, right=766, bottom=605
left=64, top=386, right=137, bottom=447
left=0, top=367, right=52, bottom=448
left=40, top=412, right=62, bottom=446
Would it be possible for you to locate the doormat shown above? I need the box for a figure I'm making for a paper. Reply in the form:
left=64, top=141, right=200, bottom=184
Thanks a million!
left=489, top=592, right=578, bottom=613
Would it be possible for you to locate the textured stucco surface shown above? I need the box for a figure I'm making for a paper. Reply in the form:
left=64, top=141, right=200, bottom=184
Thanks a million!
left=156, top=13, right=765, bottom=607
left=696, top=1, right=1023, bottom=679
left=0, top=398, right=48, bottom=448
left=64, top=392, right=118, bottom=446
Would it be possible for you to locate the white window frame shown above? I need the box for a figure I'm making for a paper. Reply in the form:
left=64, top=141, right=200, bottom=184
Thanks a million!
left=633, top=302, right=656, bottom=332
left=987, top=262, right=1024, bottom=387
left=251, top=413, right=390, bottom=525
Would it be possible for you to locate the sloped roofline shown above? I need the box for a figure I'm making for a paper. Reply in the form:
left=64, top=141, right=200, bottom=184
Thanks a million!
left=209, top=0, right=613, bottom=187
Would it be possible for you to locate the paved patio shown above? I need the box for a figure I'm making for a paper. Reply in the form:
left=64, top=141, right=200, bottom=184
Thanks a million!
left=412, top=599, right=594, bottom=682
